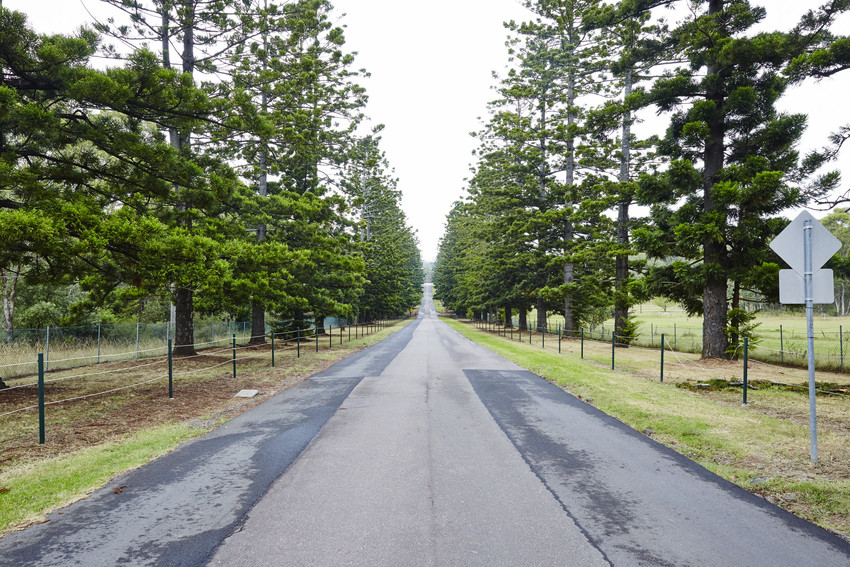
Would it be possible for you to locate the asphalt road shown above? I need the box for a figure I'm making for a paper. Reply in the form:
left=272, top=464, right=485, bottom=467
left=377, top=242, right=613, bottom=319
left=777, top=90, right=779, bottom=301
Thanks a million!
left=2, top=284, right=849, bottom=566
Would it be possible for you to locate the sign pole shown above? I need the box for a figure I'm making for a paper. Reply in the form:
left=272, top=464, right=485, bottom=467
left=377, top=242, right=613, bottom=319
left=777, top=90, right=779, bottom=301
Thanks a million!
left=804, top=219, right=818, bottom=463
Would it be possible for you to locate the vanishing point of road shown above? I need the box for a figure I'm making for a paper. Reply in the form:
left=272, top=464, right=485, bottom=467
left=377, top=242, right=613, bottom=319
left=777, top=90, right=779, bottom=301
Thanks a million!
left=1, top=284, right=849, bottom=566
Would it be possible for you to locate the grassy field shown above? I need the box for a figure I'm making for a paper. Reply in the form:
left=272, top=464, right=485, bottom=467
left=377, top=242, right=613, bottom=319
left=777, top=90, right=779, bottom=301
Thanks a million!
left=446, top=317, right=850, bottom=539
left=0, top=320, right=408, bottom=534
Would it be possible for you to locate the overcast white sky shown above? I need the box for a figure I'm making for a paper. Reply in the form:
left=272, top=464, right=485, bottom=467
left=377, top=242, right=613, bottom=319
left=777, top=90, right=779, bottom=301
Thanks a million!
left=3, top=0, right=849, bottom=261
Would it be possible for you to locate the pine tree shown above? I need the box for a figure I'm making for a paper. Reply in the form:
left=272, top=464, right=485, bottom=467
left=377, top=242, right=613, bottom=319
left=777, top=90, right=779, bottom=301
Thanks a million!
left=636, top=0, right=849, bottom=358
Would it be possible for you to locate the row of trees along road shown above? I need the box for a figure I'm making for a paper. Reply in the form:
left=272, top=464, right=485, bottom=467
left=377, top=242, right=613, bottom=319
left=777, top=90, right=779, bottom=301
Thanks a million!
left=0, top=0, right=425, bottom=381
left=434, top=0, right=850, bottom=359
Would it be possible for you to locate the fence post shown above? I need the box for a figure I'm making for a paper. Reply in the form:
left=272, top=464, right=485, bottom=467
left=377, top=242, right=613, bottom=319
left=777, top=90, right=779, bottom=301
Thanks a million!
left=136, top=322, right=140, bottom=359
left=660, top=334, right=664, bottom=383
left=329, top=325, right=333, bottom=349
left=841, top=325, right=844, bottom=373
left=271, top=332, right=275, bottom=368
left=232, top=334, right=237, bottom=379
left=743, top=336, right=749, bottom=406
left=780, top=324, right=784, bottom=363
left=612, top=331, right=615, bottom=370
left=297, top=328, right=301, bottom=358
left=97, top=324, right=101, bottom=364
left=45, top=326, right=50, bottom=372
left=558, top=328, right=561, bottom=354
left=581, top=328, right=584, bottom=359
left=674, top=323, right=677, bottom=350
left=168, top=339, right=173, bottom=399
left=542, top=328, right=545, bottom=349
left=38, top=352, right=45, bottom=445
left=315, top=325, right=319, bottom=352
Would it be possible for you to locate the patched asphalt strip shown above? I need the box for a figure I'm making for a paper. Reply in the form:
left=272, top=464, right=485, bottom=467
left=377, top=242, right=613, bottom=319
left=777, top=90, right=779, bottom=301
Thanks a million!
left=465, top=368, right=850, bottom=567
left=0, top=318, right=420, bottom=567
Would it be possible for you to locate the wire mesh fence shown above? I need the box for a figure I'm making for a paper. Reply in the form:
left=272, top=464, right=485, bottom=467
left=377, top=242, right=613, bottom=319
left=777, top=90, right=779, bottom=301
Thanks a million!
left=490, top=315, right=850, bottom=374
left=0, top=320, right=307, bottom=382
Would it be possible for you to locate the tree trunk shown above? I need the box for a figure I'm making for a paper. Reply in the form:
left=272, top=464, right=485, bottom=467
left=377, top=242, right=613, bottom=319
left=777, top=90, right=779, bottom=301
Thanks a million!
left=536, top=297, right=546, bottom=332
left=249, top=301, right=266, bottom=345
left=519, top=306, right=528, bottom=331
left=563, top=70, right=576, bottom=334
left=614, top=66, right=633, bottom=342
left=172, top=287, right=196, bottom=355
left=2, top=265, right=19, bottom=344
left=504, top=304, right=512, bottom=327
left=701, top=0, right=729, bottom=360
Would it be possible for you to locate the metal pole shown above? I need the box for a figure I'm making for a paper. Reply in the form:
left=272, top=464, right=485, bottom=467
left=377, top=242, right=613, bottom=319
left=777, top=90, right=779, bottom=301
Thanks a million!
left=542, top=328, right=545, bottom=349
left=271, top=332, right=275, bottom=367
left=660, top=334, right=664, bottom=383
left=581, top=328, right=584, bottom=359
left=232, top=334, right=237, bottom=379
left=297, top=329, right=301, bottom=358
left=315, top=325, right=319, bottom=352
left=743, top=336, right=748, bottom=406
left=804, top=219, right=818, bottom=462
left=558, top=328, right=561, bottom=353
left=97, top=324, right=101, bottom=364
left=780, top=324, right=784, bottom=363
left=168, top=339, right=173, bottom=399
left=45, top=326, right=50, bottom=372
left=329, top=325, right=333, bottom=349
left=611, top=331, right=615, bottom=370
left=841, top=325, right=844, bottom=373
left=38, top=352, right=45, bottom=444
left=136, top=322, right=140, bottom=359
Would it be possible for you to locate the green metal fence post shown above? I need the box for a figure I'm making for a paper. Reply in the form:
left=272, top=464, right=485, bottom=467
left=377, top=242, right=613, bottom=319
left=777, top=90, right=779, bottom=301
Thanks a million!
left=232, top=334, right=237, bottom=379
left=581, top=328, right=584, bottom=359
left=38, top=352, right=45, bottom=445
left=271, top=332, right=275, bottom=368
left=329, top=325, right=333, bottom=349
left=315, top=325, right=319, bottom=352
left=660, top=334, right=664, bottom=383
left=542, top=328, right=545, bottom=349
left=841, top=325, right=844, bottom=373
left=612, top=331, right=616, bottom=370
left=743, top=336, right=749, bottom=406
left=780, top=324, right=784, bottom=363
left=297, top=329, right=301, bottom=358
left=558, top=328, right=561, bottom=354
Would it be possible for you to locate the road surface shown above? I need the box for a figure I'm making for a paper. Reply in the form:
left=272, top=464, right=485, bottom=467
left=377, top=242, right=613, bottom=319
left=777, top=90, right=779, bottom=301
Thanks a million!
left=1, top=284, right=848, bottom=566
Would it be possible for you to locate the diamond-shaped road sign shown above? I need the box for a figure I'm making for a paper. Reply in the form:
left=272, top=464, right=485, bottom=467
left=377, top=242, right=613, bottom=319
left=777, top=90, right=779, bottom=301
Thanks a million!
left=770, top=210, right=841, bottom=275
left=771, top=211, right=841, bottom=305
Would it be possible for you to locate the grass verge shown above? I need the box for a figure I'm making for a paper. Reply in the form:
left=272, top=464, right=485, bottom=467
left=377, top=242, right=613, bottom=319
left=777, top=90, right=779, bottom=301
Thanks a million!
left=444, top=318, right=850, bottom=539
left=0, top=423, right=202, bottom=531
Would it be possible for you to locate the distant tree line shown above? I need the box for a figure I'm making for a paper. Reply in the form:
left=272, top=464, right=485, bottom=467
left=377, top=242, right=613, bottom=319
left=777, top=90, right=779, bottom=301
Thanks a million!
left=434, top=0, right=850, bottom=359
left=0, top=0, right=425, bottom=360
